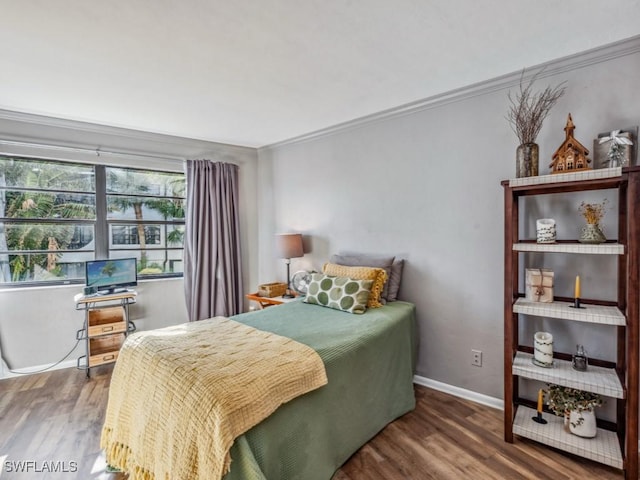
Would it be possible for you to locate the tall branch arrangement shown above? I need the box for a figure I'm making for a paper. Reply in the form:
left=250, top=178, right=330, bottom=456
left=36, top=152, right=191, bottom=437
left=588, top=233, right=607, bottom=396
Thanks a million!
left=506, top=69, right=566, bottom=145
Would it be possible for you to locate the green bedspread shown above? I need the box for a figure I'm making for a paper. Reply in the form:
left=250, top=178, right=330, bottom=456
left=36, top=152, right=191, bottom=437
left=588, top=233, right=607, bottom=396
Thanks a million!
left=224, top=299, right=417, bottom=480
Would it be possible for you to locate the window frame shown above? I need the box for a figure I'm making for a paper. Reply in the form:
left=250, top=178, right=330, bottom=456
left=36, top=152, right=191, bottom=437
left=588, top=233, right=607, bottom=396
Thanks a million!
left=0, top=157, right=185, bottom=288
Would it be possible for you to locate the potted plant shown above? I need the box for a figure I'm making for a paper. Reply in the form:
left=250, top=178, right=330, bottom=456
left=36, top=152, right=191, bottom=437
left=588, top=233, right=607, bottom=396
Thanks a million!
left=546, top=384, right=603, bottom=438
left=578, top=198, right=608, bottom=244
left=506, top=69, right=566, bottom=178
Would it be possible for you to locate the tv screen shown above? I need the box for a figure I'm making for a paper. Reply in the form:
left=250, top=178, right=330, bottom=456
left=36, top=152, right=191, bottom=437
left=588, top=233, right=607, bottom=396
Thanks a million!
left=85, top=258, right=137, bottom=294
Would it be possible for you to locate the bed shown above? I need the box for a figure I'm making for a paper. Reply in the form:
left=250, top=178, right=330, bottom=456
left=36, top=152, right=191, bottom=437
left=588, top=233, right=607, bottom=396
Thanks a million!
left=102, top=297, right=417, bottom=479
left=224, top=299, right=417, bottom=480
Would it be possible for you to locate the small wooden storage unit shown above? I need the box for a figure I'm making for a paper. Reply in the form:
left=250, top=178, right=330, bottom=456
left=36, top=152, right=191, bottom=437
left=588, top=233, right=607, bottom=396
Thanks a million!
left=502, top=167, right=639, bottom=479
left=75, top=291, right=137, bottom=378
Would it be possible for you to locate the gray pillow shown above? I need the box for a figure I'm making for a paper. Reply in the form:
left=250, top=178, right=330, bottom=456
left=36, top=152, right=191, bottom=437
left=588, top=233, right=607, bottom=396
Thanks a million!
left=387, top=259, right=404, bottom=301
left=330, top=253, right=395, bottom=302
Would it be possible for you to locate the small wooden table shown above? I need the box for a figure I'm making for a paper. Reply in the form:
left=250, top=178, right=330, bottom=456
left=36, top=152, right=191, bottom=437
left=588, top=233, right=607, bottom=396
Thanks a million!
left=74, top=290, right=137, bottom=378
left=246, top=292, right=298, bottom=310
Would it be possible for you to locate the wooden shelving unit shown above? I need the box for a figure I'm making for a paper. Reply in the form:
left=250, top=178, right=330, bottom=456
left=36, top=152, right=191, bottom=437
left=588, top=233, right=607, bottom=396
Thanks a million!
left=75, top=291, right=137, bottom=377
left=502, top=166, right=639, bottom=479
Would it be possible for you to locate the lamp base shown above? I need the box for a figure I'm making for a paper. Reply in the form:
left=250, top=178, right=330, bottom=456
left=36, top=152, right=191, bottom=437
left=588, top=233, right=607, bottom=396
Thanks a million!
left=282, top=260, right=295, bottom=298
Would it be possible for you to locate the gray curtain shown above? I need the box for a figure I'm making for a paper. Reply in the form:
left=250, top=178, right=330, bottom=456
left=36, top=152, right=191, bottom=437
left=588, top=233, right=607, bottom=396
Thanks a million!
left=184, top=160, right=243, bottom=321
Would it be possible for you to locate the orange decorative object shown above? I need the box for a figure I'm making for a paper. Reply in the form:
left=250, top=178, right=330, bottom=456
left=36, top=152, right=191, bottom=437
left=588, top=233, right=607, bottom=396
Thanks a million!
left=537, top=389, right=544, bottom=413
left=549, top=114, right=592, bottom=174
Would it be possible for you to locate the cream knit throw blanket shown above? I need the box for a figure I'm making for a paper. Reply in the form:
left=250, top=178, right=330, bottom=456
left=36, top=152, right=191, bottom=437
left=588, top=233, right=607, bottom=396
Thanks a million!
left=101, top=316, right=328, bottom=480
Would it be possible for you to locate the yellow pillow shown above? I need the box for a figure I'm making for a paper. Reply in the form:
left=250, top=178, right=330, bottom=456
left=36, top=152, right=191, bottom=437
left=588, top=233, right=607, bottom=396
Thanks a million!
left=322, top=263, right=387, bottom=308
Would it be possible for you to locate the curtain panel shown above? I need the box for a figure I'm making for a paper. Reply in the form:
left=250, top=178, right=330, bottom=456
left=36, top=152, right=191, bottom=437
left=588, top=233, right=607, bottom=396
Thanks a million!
left=184, top=160, right=243, bottom=321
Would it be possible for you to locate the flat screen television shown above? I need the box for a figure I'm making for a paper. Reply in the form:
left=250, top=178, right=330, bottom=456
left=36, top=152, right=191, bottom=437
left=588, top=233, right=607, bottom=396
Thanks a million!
left=85, top=257, right=137, bottom=294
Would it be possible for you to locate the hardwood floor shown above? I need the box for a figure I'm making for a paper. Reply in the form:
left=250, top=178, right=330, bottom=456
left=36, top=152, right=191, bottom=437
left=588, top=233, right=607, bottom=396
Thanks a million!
left=0, top=366, right=628, bottom=479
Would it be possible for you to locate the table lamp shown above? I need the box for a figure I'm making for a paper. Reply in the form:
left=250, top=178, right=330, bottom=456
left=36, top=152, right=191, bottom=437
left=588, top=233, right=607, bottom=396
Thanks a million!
left=275, top=233, right=304, bottom=298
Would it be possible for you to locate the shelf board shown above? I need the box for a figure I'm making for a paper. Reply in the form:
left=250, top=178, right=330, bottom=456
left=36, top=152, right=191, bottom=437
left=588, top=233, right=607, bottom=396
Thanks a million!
left=75, top=290, right=137, bottom=305
left=513, top=298, right=626, bottom=326
left=512, top=351, right=623, bottom=399
left=508, top=167, right=622, bottom=188
left=513, top=405, right=622, bottom=469
left=512, top=242, right=624, bottom=255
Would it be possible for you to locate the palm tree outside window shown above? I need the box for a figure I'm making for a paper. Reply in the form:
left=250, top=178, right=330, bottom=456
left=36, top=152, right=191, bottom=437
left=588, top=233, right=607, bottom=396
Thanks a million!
left=0, top=157, right=185, bottom=286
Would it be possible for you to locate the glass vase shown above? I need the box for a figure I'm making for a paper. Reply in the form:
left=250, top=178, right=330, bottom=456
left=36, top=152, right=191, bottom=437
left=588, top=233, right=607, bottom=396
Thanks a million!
left=579, top=223, right=606, bottom=244
left=516, top=143, right=539, bottom=178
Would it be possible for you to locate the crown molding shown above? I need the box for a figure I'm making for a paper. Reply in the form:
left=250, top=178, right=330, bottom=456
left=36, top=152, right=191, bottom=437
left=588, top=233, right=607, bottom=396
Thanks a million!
left=262, top=34, right=640, bottom=151
left=0, top=108, right=245, bottom=150
left=0, top=108, right=257, bottom=163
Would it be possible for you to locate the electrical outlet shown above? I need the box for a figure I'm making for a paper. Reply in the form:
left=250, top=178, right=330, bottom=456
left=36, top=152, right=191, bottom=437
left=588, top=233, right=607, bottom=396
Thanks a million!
left=472, top=349, right=483, bottom=367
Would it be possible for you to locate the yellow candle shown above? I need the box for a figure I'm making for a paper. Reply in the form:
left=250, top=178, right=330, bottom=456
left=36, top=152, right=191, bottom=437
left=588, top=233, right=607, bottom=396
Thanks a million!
left=574, top=275, right=581, bottom=299
left=537, top=389, right=543, bottom=413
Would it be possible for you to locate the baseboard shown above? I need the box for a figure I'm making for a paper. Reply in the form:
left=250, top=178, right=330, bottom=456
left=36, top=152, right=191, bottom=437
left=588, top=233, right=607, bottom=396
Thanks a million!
left=0, top=359, right=78, bottom=380
left=413, top=374, right=504, bottom=411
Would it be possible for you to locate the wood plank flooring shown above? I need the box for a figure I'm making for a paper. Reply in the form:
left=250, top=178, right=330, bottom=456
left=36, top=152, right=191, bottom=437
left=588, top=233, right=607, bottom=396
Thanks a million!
left=0, top=366, right=629, bottom=479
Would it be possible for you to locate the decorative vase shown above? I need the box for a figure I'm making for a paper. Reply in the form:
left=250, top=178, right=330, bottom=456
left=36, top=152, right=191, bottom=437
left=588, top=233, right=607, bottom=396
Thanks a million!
left=579, top=223, right=606, bottom=244
left=516, top=143, right=539, bottom=178
left=569, top=409, right=597, bottom=438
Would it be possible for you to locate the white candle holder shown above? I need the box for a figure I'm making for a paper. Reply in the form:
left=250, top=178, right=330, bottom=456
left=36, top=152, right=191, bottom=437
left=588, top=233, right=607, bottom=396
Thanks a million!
left=533, top=331, right=554, bottom=368
left=536, top=218, right=556, bottom=243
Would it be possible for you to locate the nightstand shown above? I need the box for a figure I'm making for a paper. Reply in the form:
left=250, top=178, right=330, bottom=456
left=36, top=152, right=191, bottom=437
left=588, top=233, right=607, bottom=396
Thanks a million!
left=246, top=292, right=298, bottom=310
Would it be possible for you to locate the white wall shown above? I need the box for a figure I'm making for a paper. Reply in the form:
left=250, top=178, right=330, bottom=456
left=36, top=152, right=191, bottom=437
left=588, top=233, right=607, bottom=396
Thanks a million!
left=0, top=279, right=187, bottom=372
left=1, top=38, right=638, bottom=400
left=257, top=38, right=640, bottom=399
left=0, top=112, right=259, bottom=373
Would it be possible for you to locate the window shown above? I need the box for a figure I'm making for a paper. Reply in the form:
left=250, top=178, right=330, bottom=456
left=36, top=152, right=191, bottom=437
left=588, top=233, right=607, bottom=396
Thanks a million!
left=0, top=156, right=185, bottom=286
left=112, top=225, right=139, bottom=245
left=111, top=225, right=162, bottom=246
left=106, top=167, right=185, bottom=275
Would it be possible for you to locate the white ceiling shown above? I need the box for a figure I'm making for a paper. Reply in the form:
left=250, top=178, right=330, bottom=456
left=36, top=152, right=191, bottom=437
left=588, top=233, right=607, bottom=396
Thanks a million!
left=2, top=1, right=640, bottom=148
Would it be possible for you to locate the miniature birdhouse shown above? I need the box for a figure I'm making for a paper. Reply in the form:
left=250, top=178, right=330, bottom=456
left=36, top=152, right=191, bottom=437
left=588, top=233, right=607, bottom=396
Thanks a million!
left=549, top=114, right=591, bottom=174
